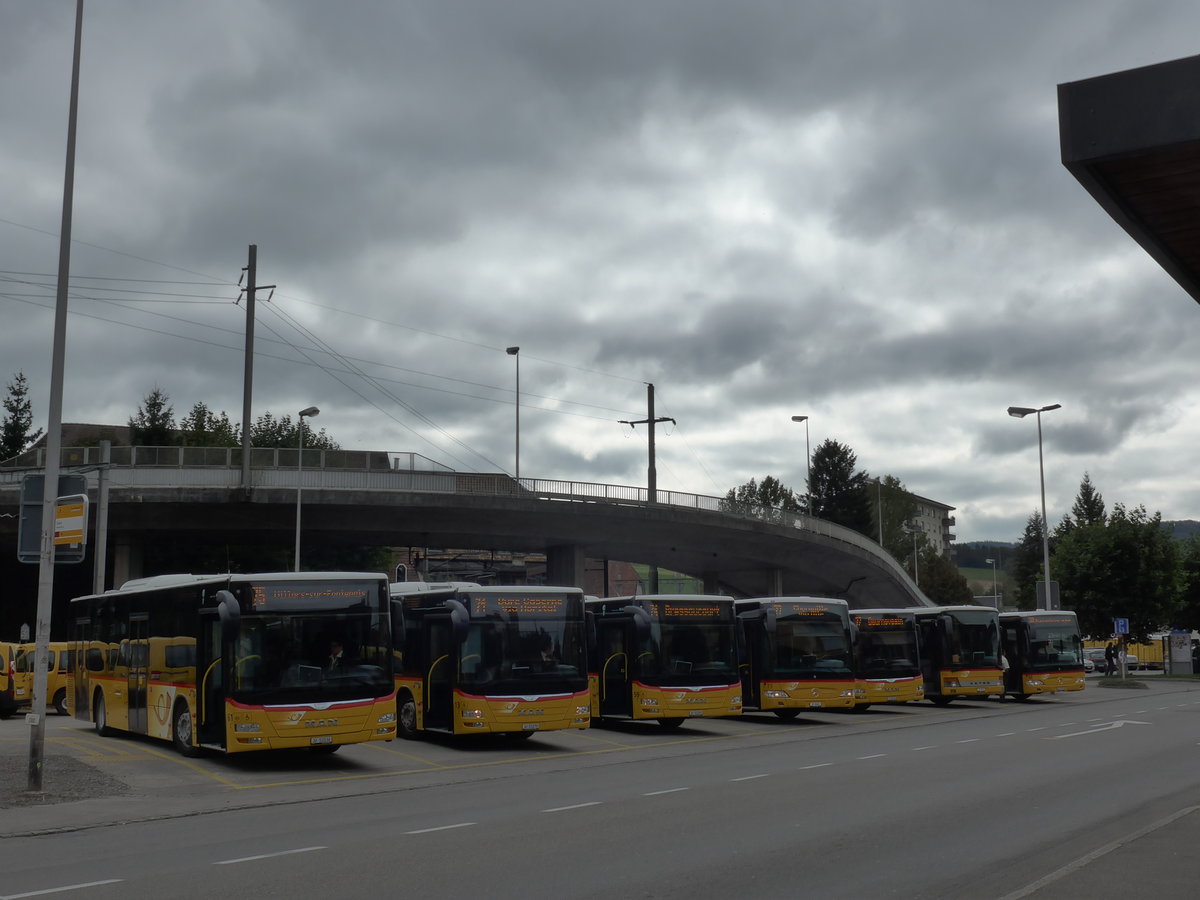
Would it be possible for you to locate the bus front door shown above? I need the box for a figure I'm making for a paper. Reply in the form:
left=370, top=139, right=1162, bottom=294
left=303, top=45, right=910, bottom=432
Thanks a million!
left=423, top=617, right=453, bottom=732
left=127, top=615, right=149, bottom=734
left=597, top=619, right=632, bottom=718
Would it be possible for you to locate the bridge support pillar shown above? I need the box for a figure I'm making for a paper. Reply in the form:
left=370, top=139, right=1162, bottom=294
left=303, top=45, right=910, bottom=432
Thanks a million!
left=702, top=571, right=722, bottom=594
left=767, top=567, right=784, bottom=597
left=546, top=543, right=585, bottom=588
left=112, top=536, right=143, bottom=586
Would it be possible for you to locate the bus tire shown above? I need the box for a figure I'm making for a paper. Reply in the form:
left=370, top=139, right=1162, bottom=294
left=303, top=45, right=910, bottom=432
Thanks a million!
left=657, top=717, right=685, bottom=729
left=773, top=709, right=801, bottom=720
left=172, top=699, right=202, bottom=757
left=53, top=688, right=68, bottom=716
left=94, top=692, right=114, bottom=736
left=397, top=692, right=419, bottom=740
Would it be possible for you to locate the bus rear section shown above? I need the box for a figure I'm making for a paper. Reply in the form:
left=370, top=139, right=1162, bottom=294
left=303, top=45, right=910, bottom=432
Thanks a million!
left=736, top=597, right=857, bottom=717
left=0, top=642, right=17, bottom=719
left=70, top=572, right=397, bottom=755
left=391, top=583, right=591, bottom=738
left=586, top=594, right=742, bottom=728
left=913, top=606, right=1004, bottom=704
left=12, top=642, right=73, bottom=715
left=852, top=609, right=924, bottom=708
left=1000, top=610, right=1085, bottom=698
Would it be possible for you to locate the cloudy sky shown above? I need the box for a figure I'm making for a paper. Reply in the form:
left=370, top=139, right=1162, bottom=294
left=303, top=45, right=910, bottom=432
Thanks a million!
left=4, top=1, right=1200, bottom=544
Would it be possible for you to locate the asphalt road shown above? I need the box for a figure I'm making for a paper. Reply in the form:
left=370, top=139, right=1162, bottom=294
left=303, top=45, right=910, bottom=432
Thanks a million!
left=2, top=677, right=1198, bottom=899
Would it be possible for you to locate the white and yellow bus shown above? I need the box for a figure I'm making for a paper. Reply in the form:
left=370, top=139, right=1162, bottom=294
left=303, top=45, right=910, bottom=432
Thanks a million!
left=69, top=572, right=397, bottom=755
left=13, top=641, right=73, bottom=715
left=737, top=597, right=858, bottom=716
left=587, top=594, right=742, bottom=728
left=913, top=606, right=1005, bottom=704
left=1000, top=610, right=1085, bottom=698
left=391, top=583, right=591, bottom=738
left=852, top=609, right=924, bottom=708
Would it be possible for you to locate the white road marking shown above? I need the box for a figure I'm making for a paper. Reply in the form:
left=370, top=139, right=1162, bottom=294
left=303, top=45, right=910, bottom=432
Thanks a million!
left=857, top=754, right=886, bottom=760
left=956, top=739, right=979, bottom=744
left=543, top=802, right=601, bottom=812
left=800, top=763, right=833, bottom=769
left=1, top=881, right=123, bottom=899
left=644, top=787, right=689, bottom=796
left=731, top=774, right=771, bottom=782
left=996, top=732, right=1016, bottom=737
left=216, top=846, right=326, bottom=865
left=405, top=823, right=476, bottom=834
left=911, top=745, right=936, bottom=751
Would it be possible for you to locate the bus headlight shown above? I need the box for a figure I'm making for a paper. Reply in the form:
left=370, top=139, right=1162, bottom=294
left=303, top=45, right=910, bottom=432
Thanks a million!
left=1028, top=679, right=1044, bottom=688
left=641, top=698, right=659, bottom=707
left=235, top=723, right=261, bottom=733
left=838, top=689, right=855, bottom=698
left=575, top=705, right=590, bottom=716
left=461, top=708, right=484, bottom=719
left=764, top=690, right=790, bottom=699
left=378, top=712, right=396, bottom=724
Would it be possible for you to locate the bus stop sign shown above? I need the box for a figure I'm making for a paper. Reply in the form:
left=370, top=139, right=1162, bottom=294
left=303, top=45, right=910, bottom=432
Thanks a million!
left=17, top=473, right=88, bottom=564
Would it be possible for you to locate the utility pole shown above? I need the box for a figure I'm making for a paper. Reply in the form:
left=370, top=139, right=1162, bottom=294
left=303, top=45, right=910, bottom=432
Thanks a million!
left=29, top=0, right=84, bottom=794
left=239, top=245, right=274, bottom=495
left=620, top=383, right=675, bottom=593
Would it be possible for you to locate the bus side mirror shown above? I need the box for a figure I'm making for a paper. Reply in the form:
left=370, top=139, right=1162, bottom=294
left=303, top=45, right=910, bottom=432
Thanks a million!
left=216, top=590, right=240, bottom=643
left=624, top=605, right=652, bottom=643
left=445, top=598, right=470, bottom=643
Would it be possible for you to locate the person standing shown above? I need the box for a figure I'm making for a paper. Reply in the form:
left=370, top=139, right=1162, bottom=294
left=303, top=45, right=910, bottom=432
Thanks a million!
left=1104, top=641, right=1116, bottom=676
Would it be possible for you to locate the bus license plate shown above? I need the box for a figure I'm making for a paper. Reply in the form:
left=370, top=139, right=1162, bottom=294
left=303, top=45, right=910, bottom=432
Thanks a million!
left=310, top=735, right=333, bottom=745
left=809, top=702, right=822, bottom=708
left=522, top=723, right=540, bottom=730
left=689, top=710, right=704, bottom=717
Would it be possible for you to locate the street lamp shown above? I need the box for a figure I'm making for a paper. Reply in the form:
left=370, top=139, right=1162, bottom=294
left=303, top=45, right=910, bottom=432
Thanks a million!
left=294, top=405, right=319, bottom=572
left=791, top=415, right=810, bottom=508
left=906, top=526, right=921, bottom=587
left=1007, top=403, right=1061, bottom=609
left=985, top=557, right=998, bottom=609
left=507, top=347, right=520, bottom=483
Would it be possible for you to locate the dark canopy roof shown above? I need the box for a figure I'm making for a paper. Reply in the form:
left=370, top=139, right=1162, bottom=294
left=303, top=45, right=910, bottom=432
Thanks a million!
left=1059, top=54, right=1200, bottom=303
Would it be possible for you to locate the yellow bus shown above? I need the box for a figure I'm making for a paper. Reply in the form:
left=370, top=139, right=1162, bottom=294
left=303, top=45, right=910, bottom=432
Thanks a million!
left=587, top=594, right=742, bottom=728
left=69, top=572, right=397, bottom=755
left=0, top=641, right=17, bottom=719
left=391, top=583, right=590, bottom=738
left=1000, top=610, right=1085, bottom=698
left=852, top=609, right=924, bottom=708
left=736, top=597, right=857, bottom=716
left=913, top=606, right=1004, bottom=704
left=13, top=641, right=73, bottom=715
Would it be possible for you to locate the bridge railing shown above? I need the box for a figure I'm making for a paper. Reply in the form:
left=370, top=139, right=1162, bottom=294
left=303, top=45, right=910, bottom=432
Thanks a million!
left=0, top=445, right=922, bottom=596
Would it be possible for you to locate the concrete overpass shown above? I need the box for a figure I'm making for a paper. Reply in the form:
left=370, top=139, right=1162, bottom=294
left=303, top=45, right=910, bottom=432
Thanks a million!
left=0, top=445, right=930, bottom=608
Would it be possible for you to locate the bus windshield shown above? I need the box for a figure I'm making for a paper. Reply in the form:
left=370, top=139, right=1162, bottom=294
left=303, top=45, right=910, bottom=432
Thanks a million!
left=1023, top=618, right=1083, bottom=670
left=232, top=610, right=391, bottom=703
left=858, top=625, right=919, bottom=678
left=773, top=615, right=854, bottom=678
left=946, top=611, right=1000, bottom=667
left=458, top=615, right=587, bottom=695
left=641, top=602, right=738, bottom=686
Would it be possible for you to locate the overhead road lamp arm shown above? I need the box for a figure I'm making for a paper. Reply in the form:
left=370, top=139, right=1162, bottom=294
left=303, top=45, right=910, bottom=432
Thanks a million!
left=1008, top=404, right=1061, bottom=418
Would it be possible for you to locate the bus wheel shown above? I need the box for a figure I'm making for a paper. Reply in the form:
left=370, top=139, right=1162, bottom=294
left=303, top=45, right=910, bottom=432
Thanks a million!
left=397, top=693, right=419, bottom=740
left=657, top=717, right=685, bottom=730
left=773, top=709, right=801, bottom=720
left=53, top=688, right=68, bottom=716
left=94, top=693, right=113, bottom=736
left=172, top=700, right=202, bottom=757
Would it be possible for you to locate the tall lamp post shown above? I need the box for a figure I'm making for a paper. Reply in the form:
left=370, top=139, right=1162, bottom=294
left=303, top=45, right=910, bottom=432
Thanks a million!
left=906, top=526, right=921, bottom=587
left=985, top=557, right=998, bottom=609
left=294, top=405, right=319, bottom=572
left=791, top=415, right=810, bottom=509
left=507, top=347, right=520, bottom=482
left=1007, top=403, right=1061, bottom=609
